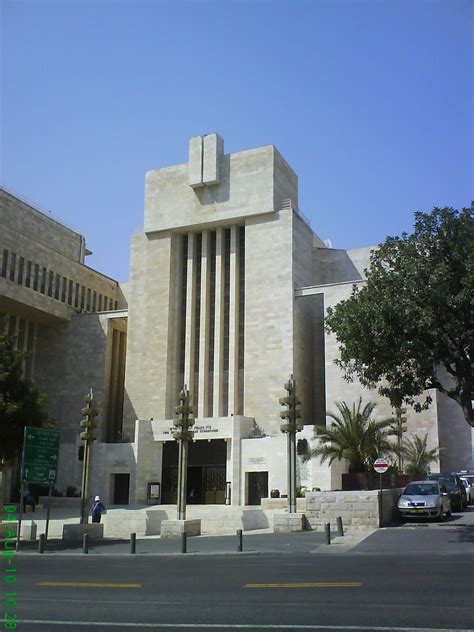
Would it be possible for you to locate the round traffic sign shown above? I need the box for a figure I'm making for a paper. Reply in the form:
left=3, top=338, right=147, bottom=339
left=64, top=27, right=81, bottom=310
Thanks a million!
left=373, top=457, right=389, bottom=474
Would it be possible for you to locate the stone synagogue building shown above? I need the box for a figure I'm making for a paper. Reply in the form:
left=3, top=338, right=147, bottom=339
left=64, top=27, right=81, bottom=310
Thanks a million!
left=1, top=134, right=472, bottom=507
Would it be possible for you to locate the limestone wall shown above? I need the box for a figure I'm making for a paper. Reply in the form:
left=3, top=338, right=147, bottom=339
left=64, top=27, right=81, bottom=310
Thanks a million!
left=243, top=210, right=293, bottom=433
left=34, top=313, right=110, bottom=443
left=1, top=188, right=85, bottom=262
left=304, top=489, right=401, bottom=529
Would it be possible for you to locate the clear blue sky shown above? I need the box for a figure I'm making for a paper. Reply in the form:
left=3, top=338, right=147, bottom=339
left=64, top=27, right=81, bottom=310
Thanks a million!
left=2, top=0, right=472, bottom=281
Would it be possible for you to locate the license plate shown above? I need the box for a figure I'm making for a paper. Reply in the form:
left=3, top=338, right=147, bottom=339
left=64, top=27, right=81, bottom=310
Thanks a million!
left=410, top=508, right=424, bottom=513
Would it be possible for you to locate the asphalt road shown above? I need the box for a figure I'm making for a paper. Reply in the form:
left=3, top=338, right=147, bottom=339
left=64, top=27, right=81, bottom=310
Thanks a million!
left=5, top=524, right=474, bottom=632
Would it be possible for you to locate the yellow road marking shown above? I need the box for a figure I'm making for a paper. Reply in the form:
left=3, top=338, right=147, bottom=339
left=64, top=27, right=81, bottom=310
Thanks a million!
left=37, top=582, right=142, bottom=588
left=244, top=582, right=362, bottom=588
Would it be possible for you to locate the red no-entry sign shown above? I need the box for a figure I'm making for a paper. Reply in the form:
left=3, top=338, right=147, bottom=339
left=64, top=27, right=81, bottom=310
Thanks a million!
left=373, top=458, right=389, bottom=474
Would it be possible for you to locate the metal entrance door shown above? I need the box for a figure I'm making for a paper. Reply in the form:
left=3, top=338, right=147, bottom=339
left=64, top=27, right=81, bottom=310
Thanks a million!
left=113, top=473, right=130, bottom=505
left=248, top=471, right=268, bottom=505
left=161, top=440, right=227, bottom=504
left=203, top=466, right=226, bottom=504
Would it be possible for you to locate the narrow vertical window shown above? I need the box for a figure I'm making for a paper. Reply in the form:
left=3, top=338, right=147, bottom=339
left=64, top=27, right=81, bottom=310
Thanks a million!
left=17, top=257, right=25, bottom=285
left=40, top=267, right=47, bottom=294
left=80, top=286, right=85, bottom=310
left=25, top=261, right=32, bottom=288
left=98, top=294, right=103, bottom=311
left=193, top=233, right=202, bottom=405
left=74, top=283, right=80, bottom=308
left=238, top=225, right=245, bottom=414
left=207, top=231, right=216, bottom=415
left=61, top=277, right=67, bottom=302
left=68, top=280, right=73, bottom=305
left=178, top=235, right=188, bottom=389
left=1, top=250, right=8, bottom=277
left=86, top=288, right=91, bottom=311
left=222, top=228, right=231, bottom=416
left=54, top=273, right=61, bottom=299
left=9, top=253, right=17, bottom=281
left=92, top=291, right=97, bottom=311
left=47, top=271, right=54, bottom=297
left=33, top=264, right=40, bottom=291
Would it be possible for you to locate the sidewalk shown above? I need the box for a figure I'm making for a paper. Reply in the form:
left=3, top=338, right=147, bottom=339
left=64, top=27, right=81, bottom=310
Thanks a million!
left=14, top=526, right=377, bottom=556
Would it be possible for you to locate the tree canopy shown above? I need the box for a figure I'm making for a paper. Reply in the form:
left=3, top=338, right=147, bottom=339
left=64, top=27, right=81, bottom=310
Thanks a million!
left=325, top=205, right=473, bottom=427
left=0, top=319, right=52, bottom=464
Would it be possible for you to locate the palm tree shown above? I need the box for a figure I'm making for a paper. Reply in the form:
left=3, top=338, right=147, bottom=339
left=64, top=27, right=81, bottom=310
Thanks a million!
left=402, top=433, right=441, bottom=477
left=303, top=398, right=396, bottom=473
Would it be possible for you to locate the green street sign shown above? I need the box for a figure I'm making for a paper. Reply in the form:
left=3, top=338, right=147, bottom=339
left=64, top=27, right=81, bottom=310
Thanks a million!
left=21, top=427, right=60, bottom=484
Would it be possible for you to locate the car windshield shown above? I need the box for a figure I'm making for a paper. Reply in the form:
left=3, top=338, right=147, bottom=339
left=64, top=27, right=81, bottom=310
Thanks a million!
left=429, top=474, right=455, bottom=484
left=404, top=483, right=439, bottom=496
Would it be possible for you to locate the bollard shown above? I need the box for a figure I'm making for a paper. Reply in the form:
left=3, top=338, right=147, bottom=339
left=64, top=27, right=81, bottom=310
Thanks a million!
left=325, top=522, right=331, bottom=545
left=237, top=529, right=243, bottom=552
left=336, top=516, right=344, bottom=537
left=83, top=533, right=89, bottom=554
left=38, top=533, right=46, bottom=554
left=181, top=531, right=187, bottom=554
left=130, top=533, right=136, bottom=555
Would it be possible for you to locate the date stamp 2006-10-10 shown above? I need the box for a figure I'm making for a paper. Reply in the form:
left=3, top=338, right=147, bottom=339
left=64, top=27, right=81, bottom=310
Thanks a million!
left=2, top=505, right=18, bottom=630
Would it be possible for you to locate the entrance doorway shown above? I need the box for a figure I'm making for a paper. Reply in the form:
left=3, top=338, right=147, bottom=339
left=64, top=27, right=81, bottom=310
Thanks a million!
left=161, top=440, right=227, bottom=504
left=113, top=473, right=130, bottom=505
left=248, top=471, right=268, bottom=505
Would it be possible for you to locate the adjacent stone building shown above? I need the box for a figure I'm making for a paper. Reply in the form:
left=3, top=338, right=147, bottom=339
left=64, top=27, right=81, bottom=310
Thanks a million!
left=1, top=134, right=472, bottom=506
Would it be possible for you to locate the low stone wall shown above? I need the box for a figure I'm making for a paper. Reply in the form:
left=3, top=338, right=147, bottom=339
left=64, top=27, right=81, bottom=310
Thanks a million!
left=304, top=489, right=402, bottom=530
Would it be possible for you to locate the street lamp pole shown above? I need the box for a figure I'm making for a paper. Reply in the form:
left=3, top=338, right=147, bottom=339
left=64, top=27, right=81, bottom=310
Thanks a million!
left=279, top=375, right=303, bottom=514
left=79, top=388, right=99, bottom=524
left=173, top=386, right=194, bottom=521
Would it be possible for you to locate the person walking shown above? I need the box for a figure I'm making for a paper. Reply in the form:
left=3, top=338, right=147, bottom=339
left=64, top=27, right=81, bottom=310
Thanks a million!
left=91, top=495, right=106, bottom=523
left=22, top=489, right=36, bottom=513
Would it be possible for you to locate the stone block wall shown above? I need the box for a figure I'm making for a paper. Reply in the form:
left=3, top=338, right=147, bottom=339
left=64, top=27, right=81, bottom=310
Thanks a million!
left=304, top=489, right=402, bottom=529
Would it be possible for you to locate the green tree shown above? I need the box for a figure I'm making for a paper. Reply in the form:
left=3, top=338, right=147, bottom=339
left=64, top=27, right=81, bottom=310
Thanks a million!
left=303, top=398, right=396, bottom=473
left=0, top=319, right=52, bottom=497
left=325, top=206, right=473, bottom=427
left=402, top=433, right=441, bottom=478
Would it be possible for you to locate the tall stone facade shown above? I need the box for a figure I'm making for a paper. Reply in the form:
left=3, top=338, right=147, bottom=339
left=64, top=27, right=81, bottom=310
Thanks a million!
left=1, top=134, right=472, bottom=507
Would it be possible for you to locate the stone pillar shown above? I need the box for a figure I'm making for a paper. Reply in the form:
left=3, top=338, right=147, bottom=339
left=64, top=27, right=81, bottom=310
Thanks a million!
left=213, top=228, right=225, bottom=416
left=184, top=233, right=196, bottom=393
left=228, top=225, right=240, bottom=415
left=188, top=136, right=204, bottom=188
left=198, top=231, right=211, bottom=418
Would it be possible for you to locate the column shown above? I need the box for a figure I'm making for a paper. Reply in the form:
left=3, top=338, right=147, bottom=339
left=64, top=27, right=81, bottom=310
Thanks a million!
left=213, top=228, right=225, bottom=416
left=228, top=225, right=239, bottom=415
left=183, top=233, right=196, bottom=394
left=198, top=231, right=211, bottom=418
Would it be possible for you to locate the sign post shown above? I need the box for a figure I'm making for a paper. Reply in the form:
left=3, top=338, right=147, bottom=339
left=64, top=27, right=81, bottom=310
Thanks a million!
left=17, top=427, right=60, bottom=549
left=373, top=457, right=389, bottom=527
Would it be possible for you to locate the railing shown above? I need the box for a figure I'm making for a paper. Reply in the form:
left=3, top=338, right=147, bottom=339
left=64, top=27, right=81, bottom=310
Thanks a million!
left=279, top=198, right=312, bottom=229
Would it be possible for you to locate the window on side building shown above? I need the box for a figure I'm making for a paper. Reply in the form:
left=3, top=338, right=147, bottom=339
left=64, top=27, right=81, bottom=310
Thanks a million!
left=1, top=250, right=8, bottom=278
left=9, top=253, right=17, bottom=281
left=25, top=260, right=32, bottom=288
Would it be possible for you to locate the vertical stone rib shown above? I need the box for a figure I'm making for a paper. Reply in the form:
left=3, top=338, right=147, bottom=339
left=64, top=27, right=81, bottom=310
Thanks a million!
left=184, top=233, right=196, bottom=393
left=228, top=225, right=239, bottom=415
left=198, top=231, right=211, bottom=418
left=213, top=228, right=225, bottom=416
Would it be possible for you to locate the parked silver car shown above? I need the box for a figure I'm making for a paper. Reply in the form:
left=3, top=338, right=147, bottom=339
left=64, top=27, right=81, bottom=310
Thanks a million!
left=460, top=476, right=474, bottom=504
left=398, top=481, right=451, bottom=520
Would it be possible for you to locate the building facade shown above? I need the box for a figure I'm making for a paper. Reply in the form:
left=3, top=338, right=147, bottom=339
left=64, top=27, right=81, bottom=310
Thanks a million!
left=1, top=134, right=472, bottom=506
